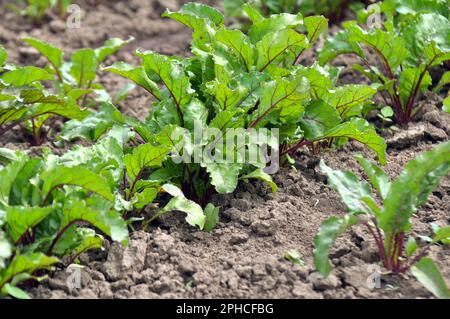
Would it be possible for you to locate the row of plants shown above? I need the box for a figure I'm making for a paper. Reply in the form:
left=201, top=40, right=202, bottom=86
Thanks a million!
left=0, top=1, right=449, bottom=298
left=5, top=0, right=73, bottom=21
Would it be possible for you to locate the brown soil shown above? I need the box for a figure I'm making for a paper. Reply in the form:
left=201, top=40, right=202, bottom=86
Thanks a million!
left=0, top=0, right=449, bottom=299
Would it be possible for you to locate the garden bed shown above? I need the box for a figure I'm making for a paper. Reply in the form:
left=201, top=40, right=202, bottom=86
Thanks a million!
left=0, top=0, right=449, bottom=299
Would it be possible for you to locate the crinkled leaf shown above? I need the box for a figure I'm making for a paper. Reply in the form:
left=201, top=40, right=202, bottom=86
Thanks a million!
left=347, top=22, right=408, bottom=70
left=253, top=76, right=308, bottom=126
left=61, top=198, right=128, bottom=245
left=256, top=29, right=308, bottom=71
left=318, top=118, right=387, bottom=165
left=124, top=143, right=171, bottom=182
left=401, top=13, right=450, bottom=66
left=216, top=29, right=255, bottom=71
left=324, top=84, right=376, bottom=119
left=249, top=13, right=304, bottom=42
left=299, top=100, right=341, bottom=140
left=41, top=166, right=114, bottom=202
left=6, top=206, right=53, bottom=243
left=137, top=50, right=193, bottom=109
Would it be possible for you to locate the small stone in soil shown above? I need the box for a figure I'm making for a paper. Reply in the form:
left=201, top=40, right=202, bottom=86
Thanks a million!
left=229, top=232, right=250, bottom=245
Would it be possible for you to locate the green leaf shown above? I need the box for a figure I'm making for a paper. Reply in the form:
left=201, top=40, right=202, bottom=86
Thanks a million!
left=0, top=45, right=7, bottom=67
left=380, top=141, right=450, bottom=234
left=124, top=143, right=171, bottom=182
left=432, top=226, right=450, bottom=244
left=411, top=257, right=450, bottom=299
left=323, top=84, right=376, bottom=119
left=136, top=50, right=193, bottom=109
left=0, top=154, right=29, bottom=206
left=216, top=29, right=255, bottom=71
left=298, top=100, right=341, bottom=140
left=304, top=16, right=328, bottom=44
left=283, top=250, right=305, bottom=266
left=206, top=81, right=249, bottom=111
left=1, top=283, right=30, bottom=299
left=355, top=154, right=391, bottom=200
left=242, top=2, right=264, bottom=22
left=69, top=48, right=98, bottom=87
left=320, top=160, right=375, bottom=214
left=70, top=234, right=103, bottom=259
left=0, top=253, right=59, bottom=288
left=402, top=13, right=450, bottom=66
left=314, top=215, right=358, bottom=276
left=241, top=168, right=277, bottom=192
left=133, top=187, right=159, bottom=210
left=203, top=203, right=219, bottom=232
left=202, top=162, right=242, bottom=194
left=444, top=96, right=450, bottom=114
left=424, top=41, right=450, bottom=67
left=104, top=62, right=162, bottom=100
left=0, top=231, right=11, bottom=269
left=434, top=71, right=450, bottom=92
left=318, top=30, right=357, bottom=65
left=165, top=2, right=224, bottom=26
left=249, top=13, right=304, bottom=42
left=6, top=206, right=53, bottom=243
left=253, top=75, right=308, bottom=126
left=1, top=66, right=53, bottom=86
left=162, top=3, right=223, bottom=50
left=159, top=195, right=206, bottom=229
left=398, top=68, right=432, bottom=106
left=346, top=23, right=408, bottom=70
left=405, top=236, right=418, bottom=257
left=317, top=118, right=387, bottom=165
left=41, top=166, right=114, bottom=202
left=61, top=198, right=128, bottom=245
left=256, top=29, right=308, bottom=71
left=22, top=37, right=64, bottom=69
left=95, top=37, right=134, bottom=63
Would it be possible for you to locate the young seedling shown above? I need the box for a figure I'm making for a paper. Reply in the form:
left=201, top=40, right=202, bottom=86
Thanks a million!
left=6, top=0, right=72, bottom=22
left=320, top=4, right=450, bottom=125
left=314, top=141, right=450, bottom=298
left=0, top=37, right=132, bottom=145
left=0, top=143, right=129, bottom=299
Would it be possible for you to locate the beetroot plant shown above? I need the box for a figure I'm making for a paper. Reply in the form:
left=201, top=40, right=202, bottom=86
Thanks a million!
left=314, top=141, right=450, bottom=298
left=319, top=4, right=450, bottom=125
left=70, top=2, right=388, bottom=212
left=0, top=37, right=132, bottom=145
